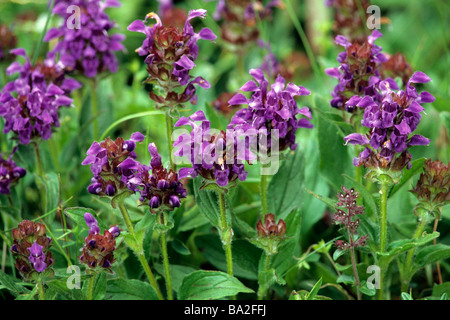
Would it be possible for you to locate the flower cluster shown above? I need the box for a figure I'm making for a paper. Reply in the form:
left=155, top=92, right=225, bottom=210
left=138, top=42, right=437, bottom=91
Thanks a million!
left=10, top=220, right=54, bottom=280
left=44, top=0, right=125, bottom=78
left=344, top=72, right=435, bottom=171
left=212, top=0, right=282, bottom=50
left=325, top=0, right=372, bottom=45
left=174, top=110, right=251, bottom=187
left=379, top=53, right=413, bottom=87
left=228, top=69, right=313, bottom=153
left=0, top=49, right=80, bottom=144
left=410, top=159, right=450, bottom=216
left=82, top=132, right=145, bottom=197
left=80, top=213, right=120, bottom=269
left=332, top=186, right=368, bottom=250
left=252, top=213, right=286, bottom=255
left=0, top=24, right=17, bottom=63
left=130, top=143, right=187, bottom=213
left=0, top=150, right=26, bottom=194
left=127, top=9, right=216, bottom=108
left=325, top=30, right=394, bottom=112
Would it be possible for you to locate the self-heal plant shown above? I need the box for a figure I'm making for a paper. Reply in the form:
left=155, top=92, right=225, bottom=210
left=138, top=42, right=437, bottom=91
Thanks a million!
left=82, top=132, right=145, bottom=198
left=127, top=9, right=216, bottom=109
left=174, top=110, right=254, bottom=278
left=10, top=220, right=54, bottom=300
left=82, top=132, right=164, bottom=300
left=45, top=0, right=125, bottom=78
left=325, top=30, right=393, bottom=112
left=344, top=72, right=435, bottom=176
left=80, top=213, right=120, bottom=300
left=228, top=68, right=312, bottom=217
left=0, top=48, right=80, bottom=145
left=127, top=142, right=187, bottom=300
left=401, top=159, right=450, bottom=291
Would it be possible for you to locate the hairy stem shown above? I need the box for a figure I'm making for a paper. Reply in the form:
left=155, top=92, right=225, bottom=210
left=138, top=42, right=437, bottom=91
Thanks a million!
left=433, top=217, right=443, bottom=284
left=348, top=230, right=361, bottom=300
left=379, top=181, right=389, bottom=253
left=86, top=273, right=96, bottom=300
left=91, top=78, right=99, bottom=140
left=260, top=174, right=268, bottom=219
left=117, top=201, right=164, bottom=300
left=158, top=212, right=173, bottom=300
left=165, top=111, right=176, bottom=171
left=218, top=191, right=233, bottom=277
left=37, top=281, right=46, bottom=300
left=257, top=253, right=272, bottom=300
left=401, top=216, right=428, bottom=292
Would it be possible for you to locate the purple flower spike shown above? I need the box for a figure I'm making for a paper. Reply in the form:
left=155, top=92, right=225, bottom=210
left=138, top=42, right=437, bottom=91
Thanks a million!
left=44, top=0, right=124, bottom=78
left=174, top=111, right=252, bottom=187
left=0, top=49, right=79, bottom=144
left=346, top=72, right=434, bottom=171
left=128, top=9, right=215, bottom=109
left=228, top=69, right=312, bottom=152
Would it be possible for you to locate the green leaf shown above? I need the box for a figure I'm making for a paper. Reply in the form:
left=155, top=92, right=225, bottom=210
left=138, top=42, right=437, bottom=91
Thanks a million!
left=359, top=281, right=376, bottom=296
left=64, top=207, right=108, bottom=230
left=305, top=188, right=337, bottom=209
left=46, top=279, right=85, bottom=300
left=154, top=264, right=196, bottom=293
left=105, top=278, right=159, bottom=300
left=178, top=270, right=254, bottom=300
left=414, top=244, right=450, bottom=270
left=171, top=238, right=191, bottom=256
left=401, top=292, right=414, bottom=300
left=195, top=235, right=260, bottom=280
left=383, top=232, right=439, bottom=258
left=389, top=158, right=426, bottom=198
left=192, top=177, right=220, bottom=228
left=336, top=274, right=355, bottom=285
left=333, top=249, right=346, bottom=261
left=307, top=278, right=322, bottom=300
left=268, top=149, right=305, bottom=219
left=432, top=282, right=450, bottom=299
left=135, top=212, right=156, bottom=231
left=0, top=269, right=29, bottom=297
left=178, top=205, right=209, bottom=232
left=15, top=286, right=37, bottom=300
left=317, top=111, right=351, bottom=189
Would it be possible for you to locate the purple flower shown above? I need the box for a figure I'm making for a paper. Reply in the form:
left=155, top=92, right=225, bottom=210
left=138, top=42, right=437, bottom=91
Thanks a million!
left=325, top=30, right=396, bottom=112
left=28, top=241, right=47, bottom=273
left=174, top=110, right=252, bottom=187
left=44, top=0, right=125, bottom=78
left=345, top=72, right=435, bottom=171
left=228, top=69, right=313, bottom=152
left=0, top=49, right=80, bottom=144
left=128, top=10, right=215, bottom=108
left=82, top=133, right=145, bottom=197
left=0, top=149, right=26, bottom=195
left=84, top=212, right=100, bottom=235
left=130, top=143, right=187, bottom=212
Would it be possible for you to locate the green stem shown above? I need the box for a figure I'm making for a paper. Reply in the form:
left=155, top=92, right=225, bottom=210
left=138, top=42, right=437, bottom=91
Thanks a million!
left=379, top=181, right=389, bottom=253
left=158, top=212, right=173, bottom=300
left=260, top=174, right=268, bottom=218
left=165, top=111, right=175, bottom=171
left=218, top=192, right=233, bottom=277
left=401, top=216, right=428, bottom=292
left=257, top=253, right=272, bottom=300
left=377, top=180, right=389, bottom=300
left=86, top=273, right=96, bottom=300
left=33, top=142, right=44, bottom=177
left=117, top=201, right=164, bottom=300
left=91, top=79, right=99, bottom=140
left=37, top=281, right=45, bottom=300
